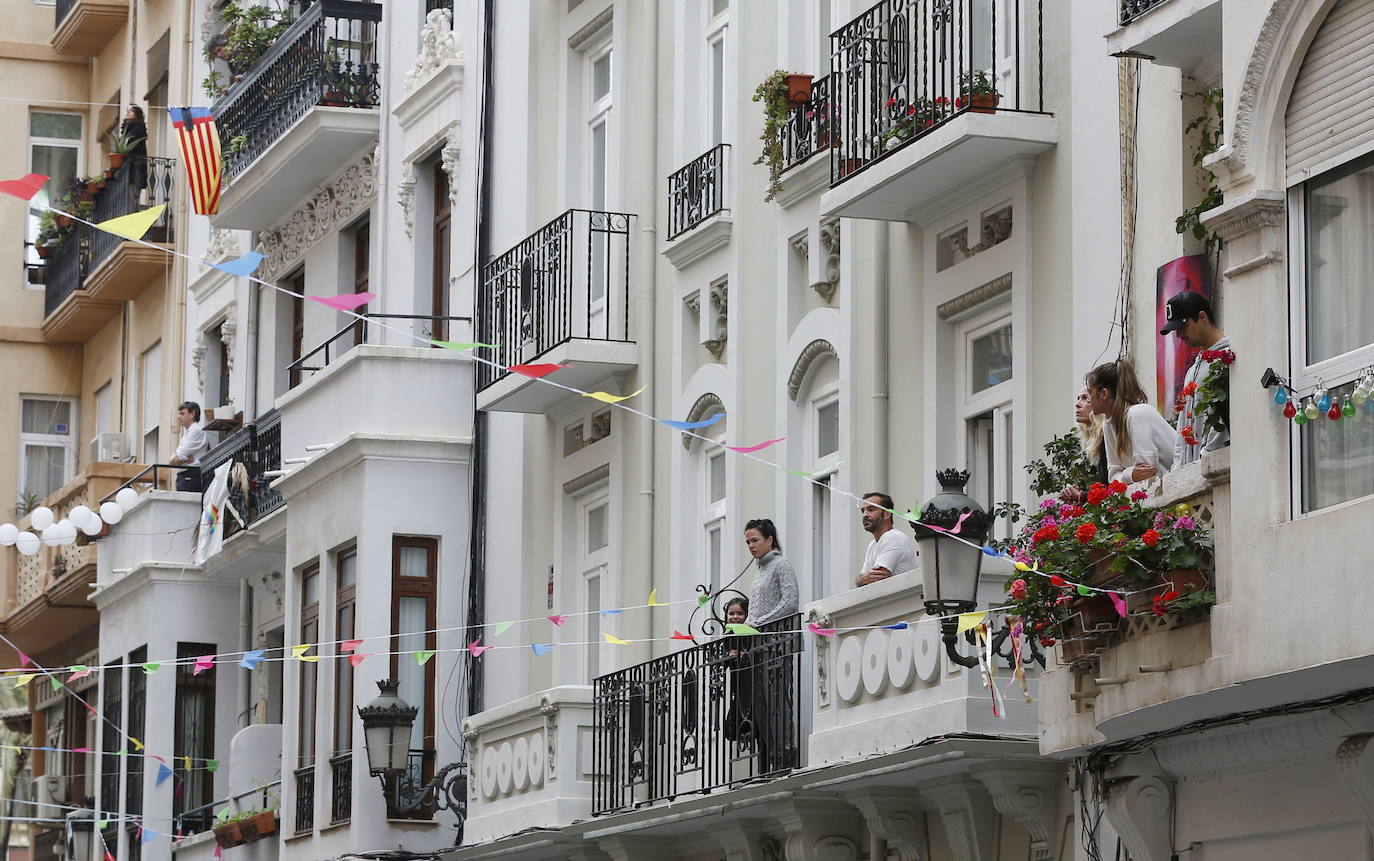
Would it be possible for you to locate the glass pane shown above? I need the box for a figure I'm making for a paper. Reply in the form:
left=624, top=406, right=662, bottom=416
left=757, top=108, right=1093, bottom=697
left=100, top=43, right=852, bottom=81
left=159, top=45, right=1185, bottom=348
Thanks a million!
left=1305, top=155, right=1374, bottom=365
left=811, top=478, right=831, bottom=600
left=712, top=0, right=728, bottom=16
left=710, top=38, right=724, bottom=145
left=23, top=445, right=65, bottom=501
left=970, top=325, right=1013, bottom=394
left=587, top=503, right=607, bottom=552
left=585, top=573, right=600, bottom=681
left=28, top=144, right=78, bottom=259
left=708, top=525, right=721, bottom=589
left=338, top=553, right=356, bottom=590
left=709, top=452, right=725, bottom=502
left=817, top=401, right=839, bottom=458
left=302, top=571, right=319, bottom=606
left=592, top=52, right=611, bottom=101
left=398, top=545, right=430, bottom=578
left=591, top=122, right=607, bottom=210
left=396, top=596, right=428, bottom=750
left=1302, top=379, right=1374, bottom=511
left=22, top=399, right=71, bottom=435
left=95, top=385, right=112, bottom=436
left=30, top=112, right=82, bottom=140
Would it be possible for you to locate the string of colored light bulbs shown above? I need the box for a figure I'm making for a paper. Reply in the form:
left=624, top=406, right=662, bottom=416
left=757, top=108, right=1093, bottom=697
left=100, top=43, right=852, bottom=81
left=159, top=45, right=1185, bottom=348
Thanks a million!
left=0, top=181, right=1157, bottom=608
left=1269, top=367, right=1374, bottom=424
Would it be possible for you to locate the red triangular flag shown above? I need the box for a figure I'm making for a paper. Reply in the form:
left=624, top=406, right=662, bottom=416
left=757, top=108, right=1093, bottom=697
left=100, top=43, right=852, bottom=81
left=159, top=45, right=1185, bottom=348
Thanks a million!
left=670, top=630, right=695, bottom=641
left=0, top=174, right=48, bottom=202
left=509, top=363, right=564, bottom=378
left=348, top=653, right=368, bottom=668
left=107, top=851, right=118, bottom=861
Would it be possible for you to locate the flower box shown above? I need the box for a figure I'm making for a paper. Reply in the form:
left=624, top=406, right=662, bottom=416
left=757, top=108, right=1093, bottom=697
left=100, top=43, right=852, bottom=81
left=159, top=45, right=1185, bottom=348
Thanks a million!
left=784, top=74, right=814, bottom=106
left=213, top=822, right=245, bottom=849
left=238, top=810, right=277, bottom=843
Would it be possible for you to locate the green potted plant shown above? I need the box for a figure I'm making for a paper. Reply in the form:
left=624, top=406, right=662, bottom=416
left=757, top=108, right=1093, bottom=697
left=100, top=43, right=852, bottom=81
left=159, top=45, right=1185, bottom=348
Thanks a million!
left=957, top=69, right=999, bottom=113
left=106, top=129, right=143, bottom=170
left=753, top=69, right=793, bottom=202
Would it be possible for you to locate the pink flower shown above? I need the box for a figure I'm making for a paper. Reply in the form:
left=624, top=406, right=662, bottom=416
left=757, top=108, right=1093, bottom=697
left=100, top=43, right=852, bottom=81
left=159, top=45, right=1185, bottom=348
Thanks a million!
left=1131, top=490, right=1148, bottom=501
left=1039, top=499, right=1058, bottom=511
left=1009, top=579, right=1028, bottom=600
left=1175, top=515, right=1197, bottom=531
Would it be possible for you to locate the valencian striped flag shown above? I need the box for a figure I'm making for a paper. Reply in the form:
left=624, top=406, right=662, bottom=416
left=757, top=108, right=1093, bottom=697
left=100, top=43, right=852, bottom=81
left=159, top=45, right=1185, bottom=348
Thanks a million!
left=168, top=107, right=222, bottom=215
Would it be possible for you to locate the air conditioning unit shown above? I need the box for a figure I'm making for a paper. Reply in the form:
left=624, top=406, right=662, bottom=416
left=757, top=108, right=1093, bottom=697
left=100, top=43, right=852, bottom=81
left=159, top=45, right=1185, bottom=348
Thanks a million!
left=90, top=432, right=129, bottom=463
left=32, top=774, right=67, bottom=820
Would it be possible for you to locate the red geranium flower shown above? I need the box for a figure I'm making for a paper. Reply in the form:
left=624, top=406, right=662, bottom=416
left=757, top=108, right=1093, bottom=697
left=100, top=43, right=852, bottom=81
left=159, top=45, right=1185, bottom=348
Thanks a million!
left=1086, top=486, right=1109, bottom=506
left=1131, top=490, right=1148, bottom=501
left=1032, top=524, right=1060, bottom=544
left=1108, top=480, right=1128, bottom=495
left=1141, top=529, right=1160, bottom=547
left=1063, top=505, right=1085, bottom=518
left=1182, top=382, right=1198, bottom=396
left=886, top=97, right=896, bottom=107
left=1009, top=579, right=1028, bottom=600
left=1074, top=522, right=1098, bottom=544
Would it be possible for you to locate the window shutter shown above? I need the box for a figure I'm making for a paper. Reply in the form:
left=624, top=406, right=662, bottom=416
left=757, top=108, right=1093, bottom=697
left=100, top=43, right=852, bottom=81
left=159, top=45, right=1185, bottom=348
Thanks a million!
left=1285, top=0, right=1374, bottom=184
left=142, top=343, right=161, bottom=436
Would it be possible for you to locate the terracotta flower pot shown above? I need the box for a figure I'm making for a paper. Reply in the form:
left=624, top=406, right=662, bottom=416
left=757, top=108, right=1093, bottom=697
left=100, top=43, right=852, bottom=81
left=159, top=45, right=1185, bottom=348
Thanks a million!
left=1156, top=569, right=1207, bottom=594
left=246, top=810, right=277, bottom=840
left=108, top=153, right=126, bottom=169
left=54, top=214, right=72, bottom=229
left=35, top=244, right=52, bottom=259
left=785, top=73, right=814, bottom=106
left=213, top=821, right=245, bottom=849
left=1072, top=594, right=1120, bottom=629
left=836, top=157, right=867, bottom=179
left=970, top=93, right=1000, bottom=114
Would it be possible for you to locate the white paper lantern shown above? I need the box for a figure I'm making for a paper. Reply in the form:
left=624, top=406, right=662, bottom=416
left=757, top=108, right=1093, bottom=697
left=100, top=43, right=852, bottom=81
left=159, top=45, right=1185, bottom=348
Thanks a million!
left=80, top=516, right=105, bottom=537
left=99, top=502, right=124, bottom=526
left=115, top=487, right=139, bottom=511
left=56, top=520, right=77, bottom=546
left=40, top=524, right=62, bottom=548
left=15, top=532, right=40, bottom=556
left=0, top=523, right=16, bottom=546
left=30, top=507, right=53, bottom=531
left=68, top=505, right=94, bottom=530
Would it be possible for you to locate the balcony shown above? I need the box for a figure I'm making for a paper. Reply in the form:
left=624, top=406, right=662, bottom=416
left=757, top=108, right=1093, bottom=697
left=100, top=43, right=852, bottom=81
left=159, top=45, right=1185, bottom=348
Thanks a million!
left=819, top=0, right=1055, bottom=222
left=664, top=144, right=730, bottom=267
left=475, top=209, right=637, bottom=413
left=1039, top=450, right=1231, bottom=755
left=84, top=157, right=176, bottom=300
left=1, top=463, right=144, bottom=655
left=212, top=0, right=383, bottom=229
left=52, top=0, right=128, bottom=56
left=294, top=766, right=314, bottom=834
left=773, top=74, right=834, bottom=205
left=42, top=222, right=121, bottom=342
left=198, top=410, right=284, bottom=544
left=1107, top=0, right=1221, bottom=74
left=330, top=753, right=351, bottom=824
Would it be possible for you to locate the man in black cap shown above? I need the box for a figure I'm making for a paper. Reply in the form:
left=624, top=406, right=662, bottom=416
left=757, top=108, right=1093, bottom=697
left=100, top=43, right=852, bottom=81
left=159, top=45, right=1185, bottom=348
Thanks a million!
left=1160, top=292, right=1230, bottom=467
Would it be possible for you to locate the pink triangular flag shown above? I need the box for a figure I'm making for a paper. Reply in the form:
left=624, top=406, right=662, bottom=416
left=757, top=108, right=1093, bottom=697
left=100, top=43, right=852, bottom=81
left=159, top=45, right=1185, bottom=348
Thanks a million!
left=193, top=655, right=215, bottom=676
left=807, top=622, right=837, bottom=637
left=71, top=747, right=90, bottom=753
left=1108, top=591, right=1128, bottom=618
left=307, top=291, right=376, bottom=312
left=348, top=653, right=368, bottom=668
left=547, top=615, right=567, bottom=627
left=0, top=174, right=48, bottom=201
left=339, top=639, right=364, bottom=653
left=510, top=363, right=564, bottom=378
left=949, top=511, right=972, bottom=534
left=466, top=638, right=491, bottom=658
left=724, top=437, right=786, bottom=454
left=18, top=652, right=31, bottom=668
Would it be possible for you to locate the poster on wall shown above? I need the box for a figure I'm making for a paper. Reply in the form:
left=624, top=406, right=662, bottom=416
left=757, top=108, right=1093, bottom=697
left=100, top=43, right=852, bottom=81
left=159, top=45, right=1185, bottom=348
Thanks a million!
left=1155, top=254, right=1212, bottom=422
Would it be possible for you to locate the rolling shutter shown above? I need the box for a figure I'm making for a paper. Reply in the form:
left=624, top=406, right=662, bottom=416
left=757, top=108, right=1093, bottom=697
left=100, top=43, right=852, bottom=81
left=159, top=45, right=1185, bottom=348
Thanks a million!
left=1285, top=0, right=1374, bottom=184
left=141, top=342, right=161, bottom=435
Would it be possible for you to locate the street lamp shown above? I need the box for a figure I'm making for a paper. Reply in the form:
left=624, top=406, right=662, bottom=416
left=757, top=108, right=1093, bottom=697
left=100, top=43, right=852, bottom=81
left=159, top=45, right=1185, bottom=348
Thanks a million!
left=914, top=469, right=991, bottom=669
left=357, top=679, right=468, bottom=832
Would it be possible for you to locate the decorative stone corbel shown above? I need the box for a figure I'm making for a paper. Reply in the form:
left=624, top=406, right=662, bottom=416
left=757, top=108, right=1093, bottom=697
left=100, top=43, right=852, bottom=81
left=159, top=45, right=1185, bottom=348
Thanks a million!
left=1336, top=734, right=1374, bottom=836
left=1103, top=775, right=1173, bottom=861
left=718, top=820, right=782, bottom=861
left=220, top=317, right=237, bottom=378
left=703, top=282, right=728, bottom=359
left=440, top=126, right=461, bottom=206
left=539, top=694, right=560, bottom=782
left=921, top=777, right=998, bottom=861
left=845, top=789, right=927, bottom=861
left=806, top=608, right=833, bottom=708
left=811, top=217, right=839, bottom=303
left=397, top=163, right=416, bottom=239
left=461, top=720, right=480, bottom=802
left=191, top=343, right=207, bottom=397
left=972, top=763, right=1063, bottom=861
left=769, top=796, right=861, bottom=861
left=1201, top=188, right=1286, bottom=279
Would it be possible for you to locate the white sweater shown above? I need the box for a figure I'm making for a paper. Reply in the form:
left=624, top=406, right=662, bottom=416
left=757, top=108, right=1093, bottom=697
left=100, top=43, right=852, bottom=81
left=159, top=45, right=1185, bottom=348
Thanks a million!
left=1103, top=403, right=1177, bottom=484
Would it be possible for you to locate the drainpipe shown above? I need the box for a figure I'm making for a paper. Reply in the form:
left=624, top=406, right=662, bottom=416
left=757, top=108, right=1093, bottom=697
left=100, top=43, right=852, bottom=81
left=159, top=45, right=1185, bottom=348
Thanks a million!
left=637, top=0, right=659, bottom=649
left=873, top=223, right=890, bottom=486
left=238, top=579, right=252, bottom=727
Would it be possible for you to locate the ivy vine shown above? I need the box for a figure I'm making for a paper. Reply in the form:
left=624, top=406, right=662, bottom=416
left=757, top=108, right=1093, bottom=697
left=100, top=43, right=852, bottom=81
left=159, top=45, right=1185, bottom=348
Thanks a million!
left=752, top=70, right=793, bottom=203
left=1175, top=87, right=1224, bottom=259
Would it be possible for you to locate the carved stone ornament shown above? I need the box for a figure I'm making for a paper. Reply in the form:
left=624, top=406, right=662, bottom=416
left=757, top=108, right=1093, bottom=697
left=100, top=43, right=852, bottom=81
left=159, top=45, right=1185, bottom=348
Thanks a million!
left=203, top=228, right=241, bottom=264
left=806, top=608, right=833, bottom=707
left=703, top=282, right=728, bottom=359
left=680, top=392, right=726, bottom=450
left=769, top=797, right=860, bottom=861
left=973, top=764, right=1062, bottom=861
left=404, top=8, right=464, bottom=94
left=539, top=694, right=559, bottom=782
left=257, top=146, right=378, bottom=279
left=812, top=217, right=840, bottom=303
left=846, top=789, right=926, bottom=861
left=220, top=317, right=237, bottom=377
left=788, top=339, right=839, bottom=402
left=191, top=343, right=207, bottom=397
left=1104, top=775, right=1173, bottom=861
left=440, top=126, right=461, bottom=206
left=397, top=162, right=417, bottom=239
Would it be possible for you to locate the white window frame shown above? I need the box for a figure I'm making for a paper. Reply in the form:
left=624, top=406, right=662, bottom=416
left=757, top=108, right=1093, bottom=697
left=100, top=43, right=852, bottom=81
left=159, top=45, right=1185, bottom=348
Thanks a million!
left=957, top=306, right=1014, bottom=533
left=19, top=395, right=77, bottom=499
left=579, top=492, right=610, bottom=683
left=1286, top=149, right=1374, bottom=514
left=706, top=3, right=729, bottom=149
left=701, top=436, right=727, bottom=594
left=810, top=386, right=841, bottom=470
left=26, top=110, right=83, bottom=277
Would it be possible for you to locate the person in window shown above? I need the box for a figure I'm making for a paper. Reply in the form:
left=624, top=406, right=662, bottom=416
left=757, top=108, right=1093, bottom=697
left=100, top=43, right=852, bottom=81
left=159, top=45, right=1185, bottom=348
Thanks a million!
left=207, top=35, right=245, bottom=88
left=855, top=492, right=918, bottom=587
left=168, top=401, right=210, bottom=492
left=1160, top=292, right=1230, bottom=467
left=743, top=519, right=798, bottom=627
left=121, top=105, right=148, bottom=192
left=1086, top=359, right=1175, bottom=485
left=1061, top=386, right=1108, bottom=501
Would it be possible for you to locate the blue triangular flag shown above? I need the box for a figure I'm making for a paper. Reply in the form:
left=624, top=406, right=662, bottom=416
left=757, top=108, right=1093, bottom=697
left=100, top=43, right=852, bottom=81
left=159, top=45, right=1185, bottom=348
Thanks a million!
left=211, top=251, right=265, bottom=277
left=882, top=622, right=909, bottom=630
left=238, top=649, right=265, bottom=670
left=155, top=763, right=173, bottom=786
left=981, top=546, right=1002, bottom=556
left=141, top=828, right=158, bottom=845
left=530, top=643, right=554, bottom=656
left=661, top=413, right=725, bottom=431
left=599, top=609, right=622, bottom=615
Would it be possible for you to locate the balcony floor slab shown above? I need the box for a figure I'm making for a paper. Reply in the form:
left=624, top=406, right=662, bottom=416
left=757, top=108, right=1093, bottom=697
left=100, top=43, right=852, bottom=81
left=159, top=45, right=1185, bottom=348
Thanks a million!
left=51, top=0, right=128, bottom=56
left=476, top=339, right=639, bottom=414
left=85, top=242, right=172, bottom=302
left=1106, top=0, right=1222, bottom=75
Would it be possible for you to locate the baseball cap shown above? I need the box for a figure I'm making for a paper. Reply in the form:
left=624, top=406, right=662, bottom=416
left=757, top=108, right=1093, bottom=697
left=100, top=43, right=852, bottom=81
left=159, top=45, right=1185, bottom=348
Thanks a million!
left=1160, top=292, right=1212, bottom=335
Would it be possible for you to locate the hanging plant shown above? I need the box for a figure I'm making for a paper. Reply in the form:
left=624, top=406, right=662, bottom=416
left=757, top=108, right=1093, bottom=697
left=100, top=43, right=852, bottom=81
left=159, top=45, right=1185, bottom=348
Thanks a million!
left=753, top=69, right=794, bottom=203
left=1176, top=87, right=1224, bottom=259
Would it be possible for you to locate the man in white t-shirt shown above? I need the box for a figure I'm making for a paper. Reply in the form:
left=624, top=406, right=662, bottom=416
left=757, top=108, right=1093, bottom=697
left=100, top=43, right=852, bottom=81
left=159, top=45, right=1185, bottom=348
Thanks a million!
left=169, top=401, right=210, bottom=492
left=855, top=491, right=918, bottom=587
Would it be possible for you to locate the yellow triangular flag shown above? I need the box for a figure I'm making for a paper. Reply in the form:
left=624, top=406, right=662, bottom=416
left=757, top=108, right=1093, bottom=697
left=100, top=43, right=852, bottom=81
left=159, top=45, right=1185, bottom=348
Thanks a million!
left=583, top=386, right=646, bottom=404
left=1013, top=560, right=1039, bottom=572
left=130, top=737, right=144, bottom=751
left=955, top=611, right=988, bottom=634
left=94, top=205, right=166, bottom=241
left=291, top=644, right=318, bottom=663
left=647, top=589, right=665, bottom=607
left=11, top=674, right=35, bottom=689
left=182, top=755, right=192, bottom=773
left=602, top=633, right=632, bottom=645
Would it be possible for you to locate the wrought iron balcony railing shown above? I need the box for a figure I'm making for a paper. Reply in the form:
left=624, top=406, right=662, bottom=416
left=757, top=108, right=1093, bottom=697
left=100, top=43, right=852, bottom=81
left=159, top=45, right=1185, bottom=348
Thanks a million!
left=44, top=221, right=90, bottom=317
left=425, top=0, right=454, bottom=12
left=476, top=208, right=634, bottom=390
left=54, top=0, right=77, bottom=27
left=591, top=614, right=803, bottom=815
left=780, top=74, right=833, bottom=172
left=213, top=0, right=383, bottom=180
left=329, top=753, right=351, bottom=823
left=198, top=409, right=283, bottom=540
left=90, top=157, right=176, bottom=272
left=294, top=765, right=315, bottom=834
left=1119, top=0, right=1171, bottom=25
left=667, top=144, right=730, bottom=240
left=829, top=0, right=1047, bottom=184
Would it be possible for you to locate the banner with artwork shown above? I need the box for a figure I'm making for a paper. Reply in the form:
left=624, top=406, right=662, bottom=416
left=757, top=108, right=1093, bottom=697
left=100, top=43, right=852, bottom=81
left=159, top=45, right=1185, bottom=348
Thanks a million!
left=1155, top=254, right=1211, bottom=421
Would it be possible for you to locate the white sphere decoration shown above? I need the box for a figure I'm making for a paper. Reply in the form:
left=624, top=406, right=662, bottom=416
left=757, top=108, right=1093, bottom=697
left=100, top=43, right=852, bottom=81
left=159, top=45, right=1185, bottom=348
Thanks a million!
left=56, top=520, right=77, bottom=546
left=80, top=515, right=104, bottom=537
left=68, top=505, right=94, bottom=530
left=15, top=532, right=40, bottom=556
left=0, top=524, right=16, bottom=546
left=40, top=524, right=62, bottom=548
left=29, top=507, right=54, bottom=531
left=99, top=502, right=124, bottom=525
left=115, top=487, right=139, bottom=511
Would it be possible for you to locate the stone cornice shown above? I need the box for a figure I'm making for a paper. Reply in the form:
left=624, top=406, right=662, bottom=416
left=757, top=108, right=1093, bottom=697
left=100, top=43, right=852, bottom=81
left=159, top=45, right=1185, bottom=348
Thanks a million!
left=1201, top=189, right=1285, bottom=242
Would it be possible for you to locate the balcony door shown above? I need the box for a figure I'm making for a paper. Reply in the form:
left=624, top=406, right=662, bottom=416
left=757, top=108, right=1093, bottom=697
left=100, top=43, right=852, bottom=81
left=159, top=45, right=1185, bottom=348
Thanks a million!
left=580, top=494, right=609, bottom=683
left=431, top=164, right=451, bottom=342
left=585, top=43, right=612, bottom=339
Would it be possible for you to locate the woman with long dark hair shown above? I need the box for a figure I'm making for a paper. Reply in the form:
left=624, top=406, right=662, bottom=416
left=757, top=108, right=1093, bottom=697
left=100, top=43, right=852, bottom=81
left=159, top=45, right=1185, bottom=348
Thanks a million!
left=121, top=105, right=148, bottom=192
left=1086, top=359, right=1176, bottom=484
left=742, top=518, right=798, bottom=627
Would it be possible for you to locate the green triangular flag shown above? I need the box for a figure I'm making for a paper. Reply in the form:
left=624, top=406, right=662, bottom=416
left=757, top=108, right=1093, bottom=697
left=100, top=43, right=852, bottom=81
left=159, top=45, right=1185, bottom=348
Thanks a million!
left=96, top=819, right=108, bottom=829
left=214, top=808, right=230, bottom=824
left=491, top=620, right=515, bottom=637
left=49, top=677, right=62, bottom=691
left=725, top=623, right=761, bottom=636
left=115, top=748, right=127, bottom=756
left=141, top=662, right=161, bottom=675
left=431, top=340, right=496, bottom=352
left=697, top=594, right=711, bottom=607
left=1076, top=584, right=1095, bottom=596
left=414, top=650, right=436, bottom=666
left=206, top=760, right=219, bottom=772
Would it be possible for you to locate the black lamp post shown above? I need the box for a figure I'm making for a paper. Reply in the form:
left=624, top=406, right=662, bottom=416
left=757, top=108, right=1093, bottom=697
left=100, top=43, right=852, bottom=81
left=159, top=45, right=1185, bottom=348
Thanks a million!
left=357, top=679, right=468, bottom=832
left=914, top=469, right=992, bottom=669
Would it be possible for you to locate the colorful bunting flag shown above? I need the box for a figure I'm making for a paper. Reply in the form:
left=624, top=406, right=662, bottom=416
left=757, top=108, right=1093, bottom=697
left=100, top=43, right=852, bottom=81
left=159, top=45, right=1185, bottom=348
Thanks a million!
left=602, top=633, right=632, bottom=645
left=949, top=511, right=972, bottom=534
left=546, top=615, right=567, bottom=627
left=509, top=363, right=564, bottom=378
left=169, top=107, right=222, bottom=215
left=348, top=654, right=368, bottom=668
left=807, top=622, right=837, bottom=637
left=467, top=639, right=491, bottom=658
left=194, top=656, right=215, bottom=675
left=647, top=589, right=665, bottom=607
left=238, top=650, right=265, bottom=670
left=206, top=760, right=219, bottom=772
left=491, top=620, right=515, bottom=637
left=697, top=594, right=711, bottom=607
left=583, top=386, right=645, bottom=404
left=725, top=623, right=761, bottom=636
left=155, top=763, right=173, bottom=786
left=1108, top=591, right=1128, bottom=618
left=290, top=644, right=318, bottom=663
left=1076, top=584, right=1095, bottom=597
left=789, top=460, right=844, bottom=478
left=0, top=173, right=48, bottom=201
left=530, top=643, right=554, bottom=656
left=431, top=340, right=496, bottom=352
left=670, top=631, right=695, bottom=641
left=600, top=608, right=622, bottom=615
left=95, top=205, right=166, bottom=241
left=49, top=677, right=61, bottom=691
left=67, top=665, right=91, bottom=681
left=307, top=291, right=376, bottom=312
left=414, top=650, right=436, bottom=666
left=18, top=652, right=32, bottom=668
left=956, top=611, right=988, bottom=634
left=661, top=413, right=724, bottom=431
left=12, top=674, right=35, bottom=689
left=183, top=756, right=192, bottom=773
left=211, top=251, right=265, bottom=277
left=339, top=639, right=364, bottom=653
left=141, top=828, right=158, bottom=845
left=882, top=622, right=909, bottom=630
left=724, top=437, right=785, bottom=454
left=141, top=662, right=161, bottom=675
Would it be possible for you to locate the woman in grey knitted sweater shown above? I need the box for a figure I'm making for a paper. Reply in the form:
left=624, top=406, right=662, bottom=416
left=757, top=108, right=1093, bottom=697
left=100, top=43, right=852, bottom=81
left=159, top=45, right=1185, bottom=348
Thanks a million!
left=743, top=519, right=799, bottom=626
